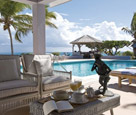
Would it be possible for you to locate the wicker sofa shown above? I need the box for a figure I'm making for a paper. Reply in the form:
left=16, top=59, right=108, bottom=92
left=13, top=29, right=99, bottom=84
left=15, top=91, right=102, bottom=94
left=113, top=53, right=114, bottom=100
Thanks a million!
left=0, top=55, right=40, bottom=114
left=21, top=54, right=72, bottom=98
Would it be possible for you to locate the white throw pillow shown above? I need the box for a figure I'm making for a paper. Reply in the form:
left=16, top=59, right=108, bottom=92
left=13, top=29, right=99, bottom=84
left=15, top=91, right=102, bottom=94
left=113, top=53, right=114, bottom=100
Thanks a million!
left=34, top=59, right=53, bottom=76
left=0, top=59, right=20, bottom=82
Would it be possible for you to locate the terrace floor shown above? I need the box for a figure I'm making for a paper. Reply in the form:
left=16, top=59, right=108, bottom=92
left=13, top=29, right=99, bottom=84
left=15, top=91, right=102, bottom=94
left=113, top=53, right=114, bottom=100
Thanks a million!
left=5, top=74, right=136, bottom=115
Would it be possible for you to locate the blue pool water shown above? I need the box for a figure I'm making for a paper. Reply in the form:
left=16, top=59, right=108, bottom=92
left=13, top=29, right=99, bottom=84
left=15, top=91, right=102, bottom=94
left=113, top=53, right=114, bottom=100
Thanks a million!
left=53, top=60, right=136, bottom=77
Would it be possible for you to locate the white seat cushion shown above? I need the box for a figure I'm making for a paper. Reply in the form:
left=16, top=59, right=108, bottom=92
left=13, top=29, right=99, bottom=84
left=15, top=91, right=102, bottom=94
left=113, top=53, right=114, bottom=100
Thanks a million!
left=0, top=59, right=20, bottom=82
left=42, top=75, right=70, bottom=91
left=0, top=80, right=38, bottom=98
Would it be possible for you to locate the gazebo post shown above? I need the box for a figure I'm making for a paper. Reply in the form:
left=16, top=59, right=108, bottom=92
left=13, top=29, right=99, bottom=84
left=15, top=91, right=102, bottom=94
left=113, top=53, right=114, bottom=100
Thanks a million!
left=78, top=44, right=81, bottom=52
left=72, top=44, right=75, bottom=52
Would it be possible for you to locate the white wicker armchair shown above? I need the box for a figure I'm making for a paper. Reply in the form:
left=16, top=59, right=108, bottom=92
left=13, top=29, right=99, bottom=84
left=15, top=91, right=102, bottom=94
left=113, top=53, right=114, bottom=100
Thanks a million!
left=0, top=55, right=40, bottom=114
left=22, top=54, right=72, bottom=98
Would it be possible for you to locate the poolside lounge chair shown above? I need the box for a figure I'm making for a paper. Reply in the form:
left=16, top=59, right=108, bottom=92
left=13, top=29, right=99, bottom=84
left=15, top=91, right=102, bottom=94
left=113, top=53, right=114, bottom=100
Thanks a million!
left=126, top=66, right=136, bottom=69
left=21, top=54, right=72, bottom=98
left=110, top=69, right=136, bottom=87
left=0, top=55, right=40, bottom=114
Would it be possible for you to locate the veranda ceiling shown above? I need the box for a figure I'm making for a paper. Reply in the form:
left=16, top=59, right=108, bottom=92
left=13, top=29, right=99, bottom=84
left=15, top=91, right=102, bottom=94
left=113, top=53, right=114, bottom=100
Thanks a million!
left=12, top=0, right=71, bottom=7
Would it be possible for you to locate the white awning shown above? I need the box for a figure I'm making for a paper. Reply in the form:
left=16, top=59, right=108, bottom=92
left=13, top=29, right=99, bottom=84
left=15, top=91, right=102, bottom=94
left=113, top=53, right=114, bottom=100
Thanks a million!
left=11, top=0, right=71, bottom=6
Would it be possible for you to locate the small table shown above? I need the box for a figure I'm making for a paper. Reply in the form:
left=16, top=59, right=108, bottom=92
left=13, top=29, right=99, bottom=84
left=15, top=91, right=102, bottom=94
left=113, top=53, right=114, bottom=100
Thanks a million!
left=30, top=94, right=120, bottom=115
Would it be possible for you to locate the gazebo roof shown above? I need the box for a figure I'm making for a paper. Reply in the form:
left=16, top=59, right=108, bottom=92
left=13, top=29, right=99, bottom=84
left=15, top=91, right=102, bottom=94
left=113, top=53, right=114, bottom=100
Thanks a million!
left=70, top=35, right=102, bottom=45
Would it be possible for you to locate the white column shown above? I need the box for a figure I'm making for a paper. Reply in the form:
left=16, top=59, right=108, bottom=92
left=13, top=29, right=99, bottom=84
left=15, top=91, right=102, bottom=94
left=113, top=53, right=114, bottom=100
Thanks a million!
left=32, top=4, right=46, bottom=54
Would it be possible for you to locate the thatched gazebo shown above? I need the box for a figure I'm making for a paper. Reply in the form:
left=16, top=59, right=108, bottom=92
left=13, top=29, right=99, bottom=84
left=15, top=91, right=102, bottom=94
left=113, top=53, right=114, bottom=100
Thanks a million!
left=70, top=35, right=102, bottom=53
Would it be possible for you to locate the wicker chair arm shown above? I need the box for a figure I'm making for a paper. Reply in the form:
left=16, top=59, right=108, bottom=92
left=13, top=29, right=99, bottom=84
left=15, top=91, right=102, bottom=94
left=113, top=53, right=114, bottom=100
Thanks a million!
left=21, top=72, right=39, bottom=82
left=53, top=70, right=72, bottom=80
left=21, top=72, right=38, bottom=77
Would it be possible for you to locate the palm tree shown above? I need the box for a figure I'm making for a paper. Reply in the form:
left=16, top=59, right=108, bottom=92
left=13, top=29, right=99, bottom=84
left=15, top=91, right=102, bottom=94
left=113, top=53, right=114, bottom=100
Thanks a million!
left=0, top=0, right=57, bottom=55
left=0, top=0, right=32, bottom=55
left=122, top=12, right=136, bottom=56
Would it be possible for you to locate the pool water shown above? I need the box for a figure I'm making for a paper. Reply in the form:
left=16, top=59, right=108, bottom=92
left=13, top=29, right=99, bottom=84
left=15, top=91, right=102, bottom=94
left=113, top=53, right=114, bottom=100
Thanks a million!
left=53, top=60, right=136, bottom=77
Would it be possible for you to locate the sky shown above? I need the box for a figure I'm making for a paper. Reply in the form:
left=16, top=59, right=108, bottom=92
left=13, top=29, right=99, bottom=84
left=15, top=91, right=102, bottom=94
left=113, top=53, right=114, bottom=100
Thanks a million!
left=0, top=0, right=136, bottom=54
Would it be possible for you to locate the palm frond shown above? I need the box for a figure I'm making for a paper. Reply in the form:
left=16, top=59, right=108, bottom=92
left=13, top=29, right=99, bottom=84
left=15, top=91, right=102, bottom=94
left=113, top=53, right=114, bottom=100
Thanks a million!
left=45, top=5, right=57, bottom=29
left=12, top=21, right=32, bottom=34
left=46, top=20, right=57, bottom=29
left=46, top=12, right=56, bottom=19
left=13, top=14, right=32, bottom=24
left=12, top=21, right=32, bottom=30
left=122, top=27, right=134, bottom=35
left=15, top=27, right=31, bottom=42
left=131, top=12, right=136, bottom=31
left=0, top=0, right=30, bottom=17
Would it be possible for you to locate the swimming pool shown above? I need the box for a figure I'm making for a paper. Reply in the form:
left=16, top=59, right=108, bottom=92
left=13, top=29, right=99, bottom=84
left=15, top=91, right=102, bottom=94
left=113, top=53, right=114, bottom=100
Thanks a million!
left=53, top=60, right=136, bottom=77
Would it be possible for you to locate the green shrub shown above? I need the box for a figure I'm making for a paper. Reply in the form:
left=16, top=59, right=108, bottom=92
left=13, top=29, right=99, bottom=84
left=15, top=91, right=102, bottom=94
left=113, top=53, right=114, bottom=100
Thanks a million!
left=20, top=52, right=33, bottom=55
left=122, top=51, right=133, bottom=56
left=52, top=52, right=60, bottom=56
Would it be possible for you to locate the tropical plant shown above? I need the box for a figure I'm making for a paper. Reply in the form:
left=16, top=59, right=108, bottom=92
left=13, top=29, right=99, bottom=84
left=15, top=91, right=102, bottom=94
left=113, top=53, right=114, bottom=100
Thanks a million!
left=21, top=52, right=32, bottom=55
left=86, top=40, right=131, bottom=56
left=0, top=0, right=32, bottom=55
left=0, top=0, right=57, bottom=55
left=52, top=52, right=60, bottom=56
left=122, top=12, right=136, bottom=56
left=101, top=40, right=131, bottom=56
left=122, top=51, right=133, bottom=56
left=86, top=44, right=103, bottom=53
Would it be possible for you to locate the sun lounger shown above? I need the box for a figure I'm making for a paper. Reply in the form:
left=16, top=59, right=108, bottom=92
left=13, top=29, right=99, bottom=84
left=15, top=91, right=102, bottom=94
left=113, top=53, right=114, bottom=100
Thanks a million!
left=126, top=66, right=136, bottom=69
left=110, top=69, right=136, bottom=87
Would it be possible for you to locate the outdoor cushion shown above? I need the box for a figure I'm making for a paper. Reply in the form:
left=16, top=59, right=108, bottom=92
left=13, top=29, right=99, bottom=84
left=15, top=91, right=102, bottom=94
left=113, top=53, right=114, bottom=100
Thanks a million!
left=42, top=75, right=70, bottom=91
left=121, top=69, right=136, bottom=75
left=0, top=80, right=38, bottom=98
left=34, top=59, right=53, bottom=76
left=0, top=55, right=20, bottom=76
left=0, top=59, right=20, bottom=82
left=22, top=54, right=52, bottom=74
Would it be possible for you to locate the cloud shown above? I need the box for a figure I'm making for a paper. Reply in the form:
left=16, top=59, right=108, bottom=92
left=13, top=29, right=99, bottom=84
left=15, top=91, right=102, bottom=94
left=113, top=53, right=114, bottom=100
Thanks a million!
left=58, top=13, right=69, bottom=16
left=79, top=19, right=91, bottom=21
left=0, top=12, right=134, bottom=53
left=50, top=12, right=133, bottom=41
left=46, top=13, right=133, bottom=52
left=25, top=12, right=32, bottom=16
left=93, top=21, right=133, bottom=41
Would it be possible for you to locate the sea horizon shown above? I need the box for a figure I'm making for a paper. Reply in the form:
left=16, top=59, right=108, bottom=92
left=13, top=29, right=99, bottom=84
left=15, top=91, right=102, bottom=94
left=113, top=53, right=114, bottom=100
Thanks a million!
left=0, top=52, right=73, bottom=56
left=0, top=52, right=123, bottom=56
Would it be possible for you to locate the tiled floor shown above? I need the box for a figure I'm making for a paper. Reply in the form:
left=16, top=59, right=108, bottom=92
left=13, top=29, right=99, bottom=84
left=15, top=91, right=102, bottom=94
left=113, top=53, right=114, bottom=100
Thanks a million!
left=5, top=75, right=136, bottom=115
